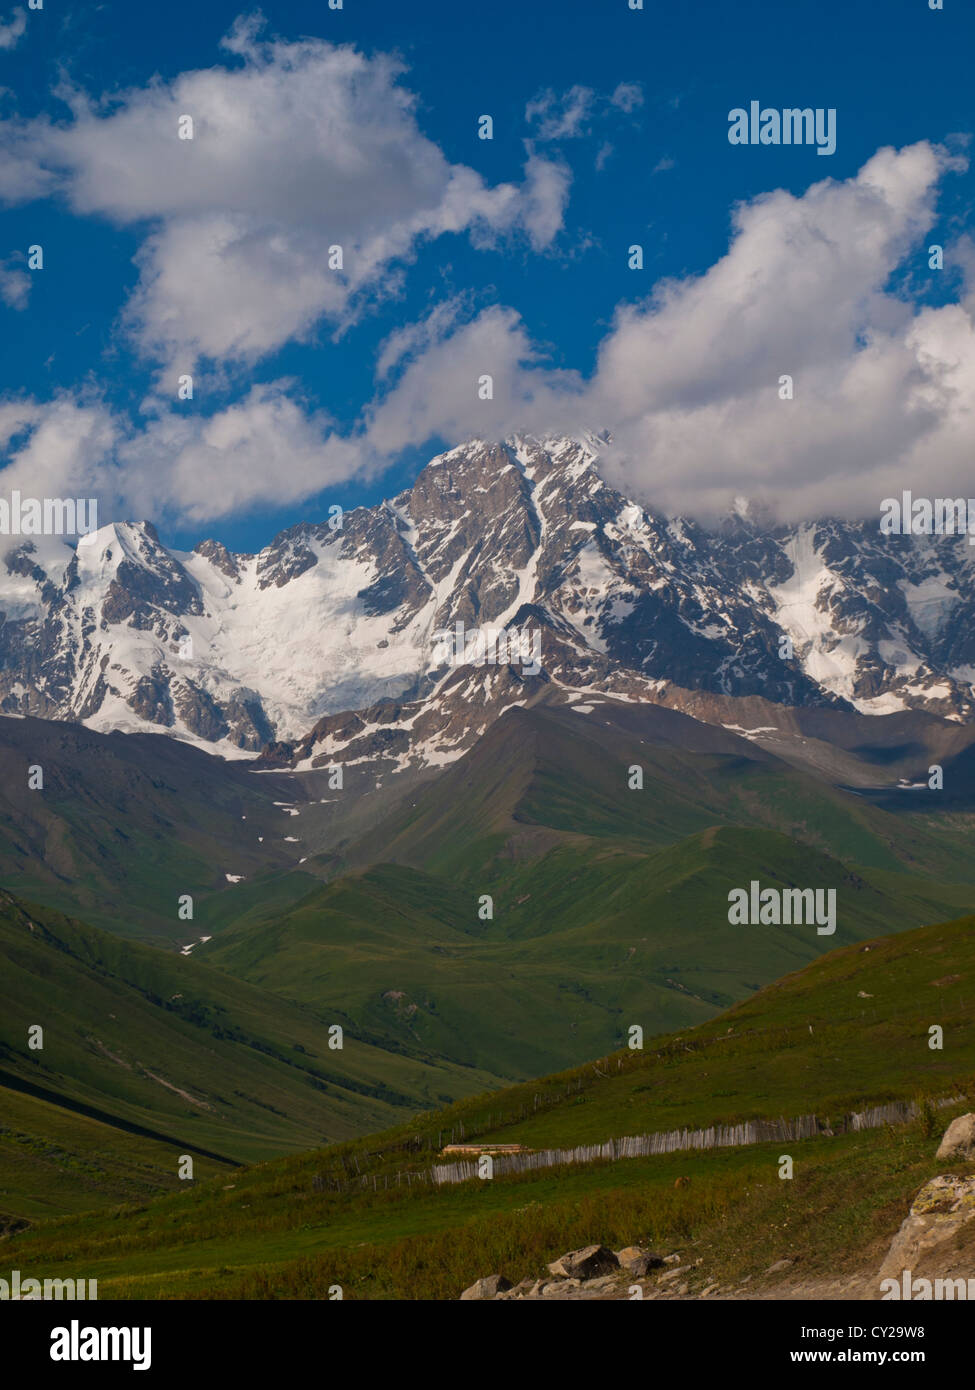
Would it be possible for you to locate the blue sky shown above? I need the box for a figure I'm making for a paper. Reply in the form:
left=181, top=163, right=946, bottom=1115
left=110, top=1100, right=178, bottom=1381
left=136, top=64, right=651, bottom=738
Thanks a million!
left=2, top=0, right=974, bottom=553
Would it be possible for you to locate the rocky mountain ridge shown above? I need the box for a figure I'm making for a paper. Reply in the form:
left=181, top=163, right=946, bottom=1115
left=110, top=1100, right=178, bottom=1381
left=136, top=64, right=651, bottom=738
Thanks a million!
left=2, top=434, right=973, bottom=774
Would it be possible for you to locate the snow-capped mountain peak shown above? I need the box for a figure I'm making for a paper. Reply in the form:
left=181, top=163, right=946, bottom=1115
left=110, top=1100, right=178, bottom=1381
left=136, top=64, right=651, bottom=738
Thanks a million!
left=1, top=436, right=972, bottom=769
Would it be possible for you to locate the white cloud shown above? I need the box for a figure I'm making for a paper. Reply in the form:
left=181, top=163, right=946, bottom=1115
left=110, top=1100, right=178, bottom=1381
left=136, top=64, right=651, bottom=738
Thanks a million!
left=375, top=297, right=469, bottom=381
left=526, top=82, right=644, bottom=142
left=118, top=385, right=366, bottom=523
left=361, top=307, right=584, bottom=457
left=588, top=141, right=975, bottom=520
left=4, top=140, right=975, bottom=536
left=0, top=385, right=368, bottom=532
left=0, top=6, right=26, bottom=51
left=0, top=254, right=29, bottom=308
left=609, top=83, right=643, bottom=115
left=0, top=19, right=570, bottom=368
left=525, top=86, right=596, bottom=141
left=0, top=395, right=122, bottom=524
left=358, top=141, right=975, bottom=526
left=516, top=153, right=572, bottom=251
left=0, top=114, right=54, bottom=202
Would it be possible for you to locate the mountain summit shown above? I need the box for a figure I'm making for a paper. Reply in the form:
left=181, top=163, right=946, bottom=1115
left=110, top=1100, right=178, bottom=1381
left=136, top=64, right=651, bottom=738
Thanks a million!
left=2, top=436, right=973, bottom=769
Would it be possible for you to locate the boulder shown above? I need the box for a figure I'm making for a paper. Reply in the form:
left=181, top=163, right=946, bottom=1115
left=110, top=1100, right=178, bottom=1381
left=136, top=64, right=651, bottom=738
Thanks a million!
left=878, top=1175, right=975, bottom=1283
left=616, top=1246, right=665, bottom=1276
left=935, top=1113, right=975, bottom=1162
left=547, top=1244, right=619, bottom=1279
left=460, top=1273, right=512, bottom=1300
left=496, top=1278, right=534, bottom=1300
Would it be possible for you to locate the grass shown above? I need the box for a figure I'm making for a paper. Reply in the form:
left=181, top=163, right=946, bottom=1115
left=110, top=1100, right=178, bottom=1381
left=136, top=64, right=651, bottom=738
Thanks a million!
left=0, top=889, right=505, bottom=1222
left=201, top=829, right=975, bottom=1078
left=7, top=1110, right=972, bottom=1300
left=6, top=914, right=973, bottom=1299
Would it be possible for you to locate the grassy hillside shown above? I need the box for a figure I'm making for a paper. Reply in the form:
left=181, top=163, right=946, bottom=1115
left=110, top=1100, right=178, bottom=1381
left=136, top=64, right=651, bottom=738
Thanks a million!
left=339, top=702, right=975, bottom=880
left=0, top=717, right=309, bottom=944
left=7, top=914, right=973, bottom=1299
left=202, top=815, right=975, bottom=1076
left=0, top=715, right=401, bottom=945
left=3, top=702, right=972, bottom=952
left=0, top=890, right=503, bottom=1223
left=0, top=1085, right=218, bottom=1225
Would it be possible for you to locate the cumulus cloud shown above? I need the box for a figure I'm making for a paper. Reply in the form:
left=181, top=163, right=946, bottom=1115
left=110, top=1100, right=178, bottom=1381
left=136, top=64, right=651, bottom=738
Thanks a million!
left=358, top=141, right=975, bottom=525
left=375, top=297, right=470, bottom=381
left=118, top=386, right=367, bottom=523
left=4, top=139, right=975, bottom=535
left=0, top=396, right=123, bottom=532
left=362, top=306, right=584, bottom=457
left=588, top=141, right=973, bottom=520
left=0, top=384, right=368, bottom=534
left=0, top=17, right=570, bottom=368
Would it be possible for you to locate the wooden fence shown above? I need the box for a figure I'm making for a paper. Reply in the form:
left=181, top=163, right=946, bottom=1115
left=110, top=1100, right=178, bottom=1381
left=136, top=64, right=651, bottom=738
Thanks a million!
left=426, top=1095, right=961, bottom=1186
left=309, top=1093, right=962, bottom=1195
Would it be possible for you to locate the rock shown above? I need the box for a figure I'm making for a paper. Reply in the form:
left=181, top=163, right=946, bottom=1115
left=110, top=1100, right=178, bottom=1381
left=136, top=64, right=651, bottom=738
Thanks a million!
left=581, top=1275, right=619, bottom=1291
left=662, top=1253, right=682, bottom=1264
left=460, top=1273, right=512, bottom=1300
left=496, top=1278, right=534, bottom=1300
left=765, top=1259, right=794, bottom=1274
left=616, top=1246, right=664, bottom=1276
left=546, top=1244, right=619, bottom=1279
left=935, top=1113, right=975, bottom=1162
left=658, top=1266, right=685, bottom=1283
left=878, top=1175, right=975, bottom=1283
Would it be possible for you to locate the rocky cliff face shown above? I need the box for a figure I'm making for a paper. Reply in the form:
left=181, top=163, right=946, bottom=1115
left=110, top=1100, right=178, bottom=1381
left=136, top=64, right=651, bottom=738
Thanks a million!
left=2, top=434, right=973, bottom=767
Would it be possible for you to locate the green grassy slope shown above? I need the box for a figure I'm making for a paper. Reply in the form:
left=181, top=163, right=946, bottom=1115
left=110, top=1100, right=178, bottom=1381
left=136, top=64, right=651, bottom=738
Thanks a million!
left=340, top=702, right=975, bottom=880
left=0, top=1085, right=221, bottom=1224
left=0, top=717, right=310, bottom=944
left=203, top=820, right=975, bottom=1077
left=0, top=890, right=504, bottom=1222
left=7, top=914, right=972, bottom=1298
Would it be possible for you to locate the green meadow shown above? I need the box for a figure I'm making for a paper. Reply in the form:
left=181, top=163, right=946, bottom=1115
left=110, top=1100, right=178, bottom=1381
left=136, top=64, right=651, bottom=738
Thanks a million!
left=5, top=915, right=972, bottom=1299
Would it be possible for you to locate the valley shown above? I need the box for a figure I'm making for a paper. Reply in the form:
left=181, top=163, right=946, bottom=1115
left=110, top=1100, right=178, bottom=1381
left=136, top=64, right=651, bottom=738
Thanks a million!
left=4, top=913, right=972, bottom=1299
left=2, top=437, right=974, bottom=1303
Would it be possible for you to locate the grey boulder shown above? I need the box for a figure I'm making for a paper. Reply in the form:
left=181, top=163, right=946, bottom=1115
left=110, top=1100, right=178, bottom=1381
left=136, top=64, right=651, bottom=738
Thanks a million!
left=460, top=1273, right=512, bottom=1300
left=935, top=1113, right=975, bottom=1162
